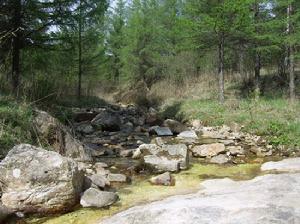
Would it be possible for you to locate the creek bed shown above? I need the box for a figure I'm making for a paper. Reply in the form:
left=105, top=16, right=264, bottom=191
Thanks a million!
left=23, top=160, right=264, bottom=224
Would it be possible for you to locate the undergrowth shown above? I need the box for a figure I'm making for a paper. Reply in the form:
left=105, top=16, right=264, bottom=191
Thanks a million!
left=162, top=98, right=300, bottom=148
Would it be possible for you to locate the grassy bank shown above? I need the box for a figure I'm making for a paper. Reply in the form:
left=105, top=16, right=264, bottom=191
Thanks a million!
left=162, top=98, right=300, bottom=148
left=0, top=96, right=34, bottom=157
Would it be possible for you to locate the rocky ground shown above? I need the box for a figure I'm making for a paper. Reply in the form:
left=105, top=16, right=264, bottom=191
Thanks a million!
left=0, top=103, right=297, bottom=223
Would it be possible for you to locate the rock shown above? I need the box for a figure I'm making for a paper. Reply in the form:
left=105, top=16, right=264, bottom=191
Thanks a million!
left=210, top=154, right=230, bottom=164
left=132, top=148, right=142, bottom=159
left=227, top=146, right=245, bottom=156
left=34, top=110, right=93, bottom=162
left=120, top=149, right=134, bottom=158
left=151, top=137, right=165, bottom=146
left=177, top=130, right=198, bottom=139
left=139, top=144, right=161, bottom=155
left=144, top=155, right=180, bottom=173
left=94, top=162, right=109, bottom=169
left=139, top=144, right=189, bottom=172
left=89, top=174, right=110, bottom=188
left=229, top=122, right=241, bottom=133
left=64, top=133, right=93, bottom=162
left=251, top=146, right=272, bottom=157
left=121, top=122, right=134, bottom=133
left=261, top=158, right=300, bottom=172
left=75, top=122, right=94, bottom=134
left=149, top=126, right=173, bottom=136
left=191, top=143, right=225, bottom=158
left=161, top=144, right=189, bottom=169
left=80, top=188, right=118, bottom=208
left=107, top=174, right=127, bottom=183
left=163, top=119, right=187, bottom=134
left=191, top=119, right=203, bottom=130
left=101, top=173, right=300, bottom=224
left=0, top=144, right=83, bottom=214
left=91, top=109, right=121, bottom=131
left=150, top=172, right=175, bottom=186
left=0, top=204, right=12, bottom=222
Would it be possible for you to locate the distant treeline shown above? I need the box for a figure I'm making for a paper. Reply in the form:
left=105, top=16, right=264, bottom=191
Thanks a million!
left=0, top=0, right=299, bottom=102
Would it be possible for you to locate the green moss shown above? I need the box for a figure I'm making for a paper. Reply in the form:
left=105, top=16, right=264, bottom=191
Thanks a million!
left=26, top=163, right=261, bottom=224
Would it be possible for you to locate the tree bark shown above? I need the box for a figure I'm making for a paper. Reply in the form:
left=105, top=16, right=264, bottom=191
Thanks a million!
left=218, top=33, right=225, bottom=104
left=254, top=52, right=261, bottom=97
left=11, top=0, right=22, bottom=95
left=77, top=0, right=83, bottom=100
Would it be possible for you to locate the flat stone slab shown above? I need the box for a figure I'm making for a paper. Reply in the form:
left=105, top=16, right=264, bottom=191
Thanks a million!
left=150, top=126, right=173, bottom=136
left=101, top=173, right=300, bottom=224
left=261, top=158, right=300, bottom=172
left=177, top=130, right=198, bottom=139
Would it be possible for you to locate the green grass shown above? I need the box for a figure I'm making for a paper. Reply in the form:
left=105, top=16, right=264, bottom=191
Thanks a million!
left=0, top=96, right=34, bottom=157
left=162, top=98, right=300, bottom=148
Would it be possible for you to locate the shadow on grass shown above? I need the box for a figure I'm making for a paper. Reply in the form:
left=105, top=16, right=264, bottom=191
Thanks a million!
left=239, top=72, right=300, bottom=99
left=160, top=101, right=186, bottom=122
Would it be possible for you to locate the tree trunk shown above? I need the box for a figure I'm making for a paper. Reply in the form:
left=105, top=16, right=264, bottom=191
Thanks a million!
left=11, top=0, right=22, bottom=95
left=287, top=3, right=295, bottom=101
left=218, top=33, right=225, bottom=104
left=254, top=52, right=261, bottom=97
left=254, top=1, right=260, bottom=99
left=77, top=0, right=83, bottom=100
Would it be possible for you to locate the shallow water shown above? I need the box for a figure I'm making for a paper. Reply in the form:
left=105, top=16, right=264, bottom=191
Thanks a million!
left=24, top=161, right=262, bottom=224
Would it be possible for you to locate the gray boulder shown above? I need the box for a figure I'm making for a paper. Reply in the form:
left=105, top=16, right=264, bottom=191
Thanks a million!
left=161, top=144, right=189, bottom=169
left=191, top=143, right=225, bottom=158
left=140, top=144, right=189, bottom=173
left=150, top=172, right=175, bottom=186
left=89, top=174, right=110, bottom=188
left=144, top=155, right=180, bottom=173
left=149, top=126, right=173, bottom=136
left=91, top=109, right=121, bottom=131
left=80, top=188, right=118, bottom=208
left=107, top=174, right=127, bottom=183
left=177, top=130, right=198, bottom=139
left=210, top=154, right=230, bottom=164
left=101, top=173, right=300, bottom=224
left=34, top=110, right=92, bottom=162
left=0, top=144, right=83, bottom=214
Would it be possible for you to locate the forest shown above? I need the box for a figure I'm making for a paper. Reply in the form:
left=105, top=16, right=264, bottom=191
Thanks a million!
left=0, top=0, right=299, bottom=102
left=0, top=1, right=300, bottom=223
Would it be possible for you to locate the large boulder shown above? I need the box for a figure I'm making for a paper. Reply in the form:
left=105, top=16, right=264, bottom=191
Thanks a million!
left=101, top=172, right=300, bottom=224
left=80, top=188, right=118, bottom=208
left=91, top=109, right=121, bottom=131
left=0, top=144, right=84, bottom=214
left=191, top=143, right=225, bottom=158
left=34, top=110, right=92, bottom=162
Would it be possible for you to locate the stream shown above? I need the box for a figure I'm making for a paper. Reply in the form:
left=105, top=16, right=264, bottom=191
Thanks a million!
left=23, top=156, right=279, bottom=224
